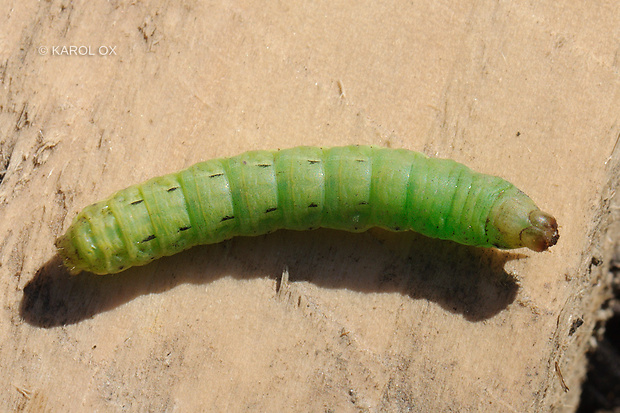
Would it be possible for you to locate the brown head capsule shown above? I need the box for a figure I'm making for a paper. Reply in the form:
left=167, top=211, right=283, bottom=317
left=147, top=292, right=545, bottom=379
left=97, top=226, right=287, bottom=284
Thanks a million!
left=519, top=210, right=559, bottom=252
left=486, top=188, right=559, bottom=252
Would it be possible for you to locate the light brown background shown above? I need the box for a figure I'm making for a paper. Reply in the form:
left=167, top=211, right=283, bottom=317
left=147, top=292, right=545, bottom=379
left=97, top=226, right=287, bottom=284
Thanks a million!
left=1, top=1, right=619, bottom=411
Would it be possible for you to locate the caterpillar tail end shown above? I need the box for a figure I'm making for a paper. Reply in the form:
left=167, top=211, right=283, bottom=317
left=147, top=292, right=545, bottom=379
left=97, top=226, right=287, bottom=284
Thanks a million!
left=55, top=233, right=84, bottom=275
left=520, top=210, right=559, bottom=252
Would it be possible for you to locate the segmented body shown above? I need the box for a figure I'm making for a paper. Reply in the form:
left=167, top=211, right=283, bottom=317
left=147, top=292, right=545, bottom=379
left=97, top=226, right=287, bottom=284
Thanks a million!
left=56, top=145, right=558, bottom=274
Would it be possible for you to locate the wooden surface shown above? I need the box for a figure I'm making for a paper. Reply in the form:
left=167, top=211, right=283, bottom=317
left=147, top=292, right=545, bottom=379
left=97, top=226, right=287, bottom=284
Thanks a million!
left=1, top=1, right=619, bottom=411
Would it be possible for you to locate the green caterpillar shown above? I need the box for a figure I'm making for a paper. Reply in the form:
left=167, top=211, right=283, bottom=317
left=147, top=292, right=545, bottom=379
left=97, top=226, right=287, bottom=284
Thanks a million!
left=56, top=145, right=559, bottom=275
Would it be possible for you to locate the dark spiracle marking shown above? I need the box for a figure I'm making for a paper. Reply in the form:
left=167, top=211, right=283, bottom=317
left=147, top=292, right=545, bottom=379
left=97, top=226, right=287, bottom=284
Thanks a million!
left=141, top=234, right=156, bottom=243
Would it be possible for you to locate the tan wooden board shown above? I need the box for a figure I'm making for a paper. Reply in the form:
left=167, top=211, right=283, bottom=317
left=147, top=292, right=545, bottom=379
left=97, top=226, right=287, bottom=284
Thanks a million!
left=1, top=1, right=619, bottom=411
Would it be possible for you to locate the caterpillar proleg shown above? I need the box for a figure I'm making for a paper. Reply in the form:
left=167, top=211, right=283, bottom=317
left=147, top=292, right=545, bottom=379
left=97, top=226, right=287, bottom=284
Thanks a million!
left=56, top=145, right=559, bottom=275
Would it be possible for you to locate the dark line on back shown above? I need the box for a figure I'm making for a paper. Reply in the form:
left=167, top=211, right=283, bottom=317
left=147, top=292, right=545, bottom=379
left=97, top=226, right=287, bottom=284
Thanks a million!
left=210, top=173, right=224, bottom=178
left=130, top=199, right=144, bottom=205
left=221, top=215, right=235, bottom=222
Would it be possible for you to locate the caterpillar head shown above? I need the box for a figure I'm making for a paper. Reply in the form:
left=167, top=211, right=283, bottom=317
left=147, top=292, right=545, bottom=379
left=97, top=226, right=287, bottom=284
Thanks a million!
left=518, top=210, right=559, bottom=252
left=487, top=189, right=559, bottom=252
